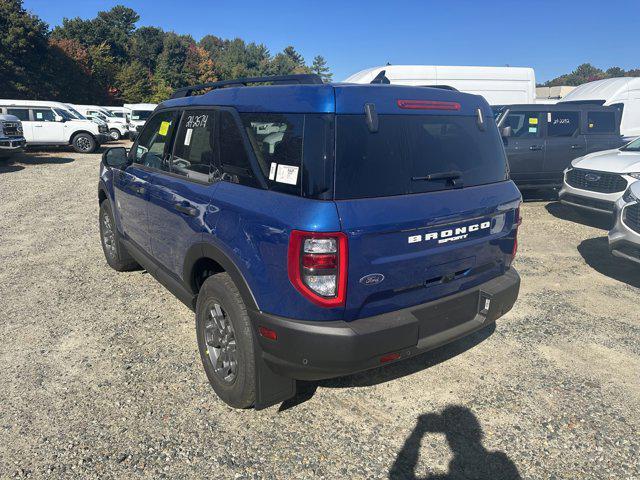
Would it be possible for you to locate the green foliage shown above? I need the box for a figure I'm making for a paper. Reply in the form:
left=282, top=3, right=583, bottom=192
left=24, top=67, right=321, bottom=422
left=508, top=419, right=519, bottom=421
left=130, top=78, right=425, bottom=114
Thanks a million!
left=2, top=1, right=332, bottom=104
left=312, top=55, right=332, bottom=82
left=544, top=63, right=640, bottom=86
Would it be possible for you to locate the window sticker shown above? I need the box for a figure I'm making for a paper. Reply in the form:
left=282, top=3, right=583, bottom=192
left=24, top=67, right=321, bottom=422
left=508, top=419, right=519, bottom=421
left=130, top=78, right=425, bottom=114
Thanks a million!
left=269, top=162, right=277, bottom=180
left=547, top=112, right=552, bottom=122
left=589, top=123, right=594, bottom=129
left=529, top=117, right=538, bottom=125
left=36, top=112, right=43, bottom=120
left=159, top=121, right=170, bottom=136
left=529, top=127, right=537, bottom=133
left=184, top=128, right=193, bottom=146
left=275, top=164, right=299, bottom=185
left=185, top=114, right=209, bottom=129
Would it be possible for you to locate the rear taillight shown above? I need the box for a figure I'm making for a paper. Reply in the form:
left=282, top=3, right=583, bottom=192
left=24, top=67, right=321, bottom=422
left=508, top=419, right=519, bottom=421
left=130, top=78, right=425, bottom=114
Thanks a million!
left=288, top=230, right=348, bottom=307
left=512, top=207, right=521, bottom=258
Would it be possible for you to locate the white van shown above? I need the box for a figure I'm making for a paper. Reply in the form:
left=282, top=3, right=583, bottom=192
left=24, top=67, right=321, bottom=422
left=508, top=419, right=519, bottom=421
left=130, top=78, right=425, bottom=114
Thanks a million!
left=0, top=100, right=110, bottom=153
left=103, top=106, right=130, bottom=122
left=559, top=77, right=640, bottom=140
left=70, top=104, right=129, bottom=140
left=344, top=65, right=537, bottom=105
left=123, top=103, right=157, bottom=139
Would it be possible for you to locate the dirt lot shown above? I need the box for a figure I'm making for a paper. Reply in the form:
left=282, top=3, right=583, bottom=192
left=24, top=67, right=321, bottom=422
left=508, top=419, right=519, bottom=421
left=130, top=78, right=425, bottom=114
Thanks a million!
left=1, top=147, right=639, bottom=479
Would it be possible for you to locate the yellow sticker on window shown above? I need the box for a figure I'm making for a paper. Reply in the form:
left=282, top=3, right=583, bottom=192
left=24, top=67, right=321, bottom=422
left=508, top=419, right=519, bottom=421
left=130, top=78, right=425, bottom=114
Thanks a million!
left=529, top=117, right=538, bottom=125
left=589, top=123, right=594, bottom=128
left=159, top=121, right=170, bottom=136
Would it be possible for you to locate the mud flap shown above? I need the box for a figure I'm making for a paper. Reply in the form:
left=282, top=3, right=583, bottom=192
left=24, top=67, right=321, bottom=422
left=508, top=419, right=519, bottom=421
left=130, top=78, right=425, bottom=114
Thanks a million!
left=254, top=351, right=297, bottom=410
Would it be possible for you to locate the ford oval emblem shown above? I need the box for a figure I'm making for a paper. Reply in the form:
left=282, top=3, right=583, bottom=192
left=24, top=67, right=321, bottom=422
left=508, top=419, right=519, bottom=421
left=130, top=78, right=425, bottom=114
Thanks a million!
left=585, top=173, right=601, bottom=182
left=359, top=273, right=385, bottom=285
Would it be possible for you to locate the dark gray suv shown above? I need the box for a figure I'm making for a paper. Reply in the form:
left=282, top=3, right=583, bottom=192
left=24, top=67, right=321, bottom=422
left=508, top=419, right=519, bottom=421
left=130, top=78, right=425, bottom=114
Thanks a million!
left=497, top=104, right=625, bottom=189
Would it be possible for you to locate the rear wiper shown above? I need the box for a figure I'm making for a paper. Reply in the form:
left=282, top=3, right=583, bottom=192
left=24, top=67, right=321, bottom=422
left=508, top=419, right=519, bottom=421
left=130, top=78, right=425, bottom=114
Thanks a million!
left=412, top=170, right=461, bottom=182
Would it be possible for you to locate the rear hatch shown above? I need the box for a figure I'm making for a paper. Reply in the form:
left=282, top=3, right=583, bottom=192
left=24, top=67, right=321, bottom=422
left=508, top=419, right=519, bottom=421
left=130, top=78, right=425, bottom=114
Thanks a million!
left=333, top=87, right=520, bottom=320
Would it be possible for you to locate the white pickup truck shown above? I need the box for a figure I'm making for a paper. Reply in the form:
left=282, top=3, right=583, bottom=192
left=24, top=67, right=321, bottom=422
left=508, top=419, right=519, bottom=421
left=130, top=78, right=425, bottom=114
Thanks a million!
left=0, top=113, right=27, bottom=157
left=0, top=100, right=110, bottom=153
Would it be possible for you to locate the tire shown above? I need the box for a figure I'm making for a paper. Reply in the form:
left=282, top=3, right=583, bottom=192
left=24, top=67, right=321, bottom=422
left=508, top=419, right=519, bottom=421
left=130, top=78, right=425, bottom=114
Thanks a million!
left=99, top=200, right=139, bottom=271
left=72, top=132, right=97, bottom=153
left=196, top=273, right=256, bottom=408
left=109, top=129, right=121, bottom=141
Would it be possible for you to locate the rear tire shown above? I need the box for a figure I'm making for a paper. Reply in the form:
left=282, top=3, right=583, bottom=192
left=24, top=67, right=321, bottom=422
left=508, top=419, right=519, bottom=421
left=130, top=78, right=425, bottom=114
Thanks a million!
left=99, top=200, right=139, bottom=271
left=196, top=273, right=256, bottom=408
left=72, top=133, right=97, bottom=153
left=109, top=129, right=121, bottom=141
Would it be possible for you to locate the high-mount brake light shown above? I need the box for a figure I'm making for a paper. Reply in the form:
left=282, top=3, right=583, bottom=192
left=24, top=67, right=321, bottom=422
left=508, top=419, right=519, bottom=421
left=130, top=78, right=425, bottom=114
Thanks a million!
left=288, top=230, right=348, bottom=307
left=397, top=99, right=461, bottom=111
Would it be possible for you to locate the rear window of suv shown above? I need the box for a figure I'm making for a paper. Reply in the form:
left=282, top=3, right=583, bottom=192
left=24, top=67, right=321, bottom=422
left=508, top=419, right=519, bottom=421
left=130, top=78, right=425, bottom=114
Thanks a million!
left=334, top=114, right=508, bottom=199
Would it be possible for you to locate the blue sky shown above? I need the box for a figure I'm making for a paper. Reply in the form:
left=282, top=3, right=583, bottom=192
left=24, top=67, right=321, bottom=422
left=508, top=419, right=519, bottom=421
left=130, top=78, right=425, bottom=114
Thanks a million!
left=23, top=0, right=640, bottom=83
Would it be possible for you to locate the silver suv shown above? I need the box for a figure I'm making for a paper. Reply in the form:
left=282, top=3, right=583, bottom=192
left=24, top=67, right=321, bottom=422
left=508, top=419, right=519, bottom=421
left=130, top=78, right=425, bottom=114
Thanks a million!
left=609, top=181, right=640, bottom=264
left=0, top=114, right=26, bottom=158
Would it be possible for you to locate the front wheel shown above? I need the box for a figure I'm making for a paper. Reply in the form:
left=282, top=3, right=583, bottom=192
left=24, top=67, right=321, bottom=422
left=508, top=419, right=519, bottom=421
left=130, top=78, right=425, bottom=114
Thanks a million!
left=109, top=129, right=121, bottom=141
left=72, top=133, right=97, bottom=153
left=99, top=200, right=139, bottom=271
left=196, top=273, right=256, bottom=408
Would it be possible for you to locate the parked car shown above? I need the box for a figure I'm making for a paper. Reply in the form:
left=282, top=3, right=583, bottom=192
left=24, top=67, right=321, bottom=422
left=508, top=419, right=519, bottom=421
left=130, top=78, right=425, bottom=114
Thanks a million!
left=0, top=100, right=110, bottom=153
left=122, top=103, right=157, bottom=140
left=345, top=65, right=537, bottom=105
left=0, top=113, right=26, bottom=157
left=559, top=137, right=640, bottom=214
left=103, top=106, right=130, bottom=123
left=98, top=74, right=522, bottom=409
left=497, top=104, right=626, bottom=189
left=70, top=104, right=129, bottom=140
left=559, top=77, right=640, bottom=141
left=609, top=181, right=640, bottom=263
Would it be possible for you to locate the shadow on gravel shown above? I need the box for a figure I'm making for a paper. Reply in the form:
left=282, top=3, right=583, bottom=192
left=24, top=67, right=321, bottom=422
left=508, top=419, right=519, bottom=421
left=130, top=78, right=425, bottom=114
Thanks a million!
left=11, top=152, right=75, bottom=165
left=545, top=201, right=612, bottom=230
left=389, top=406, right=522, bottom=480
left=279, top=323, right=496, bottom=411
left=578, top=236, right=640, bottom=288
left=0, top=162, right=25, bottom=174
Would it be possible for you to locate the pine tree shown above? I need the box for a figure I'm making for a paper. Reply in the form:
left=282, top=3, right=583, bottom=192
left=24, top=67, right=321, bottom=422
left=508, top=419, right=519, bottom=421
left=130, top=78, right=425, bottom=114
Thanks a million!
left=311, top=55, right=332, bottom=82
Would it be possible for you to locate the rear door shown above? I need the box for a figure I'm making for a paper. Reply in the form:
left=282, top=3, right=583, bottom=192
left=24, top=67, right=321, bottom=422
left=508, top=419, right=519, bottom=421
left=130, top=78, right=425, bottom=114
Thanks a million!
left=501, top=110, right=545, bottom=187
left=333, top=112, right=520, bottom=321
left=543, top=110, right=585, bottom=185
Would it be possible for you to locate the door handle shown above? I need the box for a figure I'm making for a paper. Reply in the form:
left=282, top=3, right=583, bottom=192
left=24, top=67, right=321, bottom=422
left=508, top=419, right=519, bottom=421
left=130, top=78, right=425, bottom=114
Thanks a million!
left=174, top=203, right=198, bottom=217
left=529, top=145, right=543, bottom=151
left=34, top=125, right=43, bottom=128
left=130, top=185, right=145, bottom=195
left=570, top=144, right=584, bottom=150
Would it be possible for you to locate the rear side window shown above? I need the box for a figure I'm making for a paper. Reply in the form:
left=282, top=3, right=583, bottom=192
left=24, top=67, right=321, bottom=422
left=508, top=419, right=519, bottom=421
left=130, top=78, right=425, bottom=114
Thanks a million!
left=335, top=114, right=508, bottom=200
left=172, top=110, right=215, bottom=183
left=504, top=111, right=540, bottom=137
left=547, top=111, right=580, bottom=137
left=219, top=111, right=259, bottom=188
left=6, top=108, right=29, bottom=121
left=587, top=111, right=616, bottom=134
left=240, top=113, right=334, bottom=198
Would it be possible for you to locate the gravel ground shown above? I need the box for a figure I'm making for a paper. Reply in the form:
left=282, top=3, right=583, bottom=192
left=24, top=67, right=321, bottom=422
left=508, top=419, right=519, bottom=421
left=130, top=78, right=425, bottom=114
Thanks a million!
left=0, top=147, right=639, bottom=479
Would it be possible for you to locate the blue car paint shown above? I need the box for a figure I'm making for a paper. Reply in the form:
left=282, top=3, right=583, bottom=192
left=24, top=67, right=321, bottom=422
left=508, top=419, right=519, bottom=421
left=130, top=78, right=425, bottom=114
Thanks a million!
left=102, top=82, right=519, bottom=324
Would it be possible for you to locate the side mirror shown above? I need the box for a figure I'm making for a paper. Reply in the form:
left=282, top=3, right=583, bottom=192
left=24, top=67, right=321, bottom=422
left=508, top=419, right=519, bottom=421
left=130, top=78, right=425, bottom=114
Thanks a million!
left=103, top=147, right=129, bottom=169
left=501, top=126, right=512, bottom=138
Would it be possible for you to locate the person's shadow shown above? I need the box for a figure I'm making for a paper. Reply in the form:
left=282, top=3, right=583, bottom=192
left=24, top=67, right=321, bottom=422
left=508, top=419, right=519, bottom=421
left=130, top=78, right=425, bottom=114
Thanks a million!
left=389, top=406, right=521, bottom=480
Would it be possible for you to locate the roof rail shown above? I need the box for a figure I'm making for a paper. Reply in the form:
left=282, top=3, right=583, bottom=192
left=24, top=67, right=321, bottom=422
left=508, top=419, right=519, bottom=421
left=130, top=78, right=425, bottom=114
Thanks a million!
left=170, top=74, right=324, bottom=99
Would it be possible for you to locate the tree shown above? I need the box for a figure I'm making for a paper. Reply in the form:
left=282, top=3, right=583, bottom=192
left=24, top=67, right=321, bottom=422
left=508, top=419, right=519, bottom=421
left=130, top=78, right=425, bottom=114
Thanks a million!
left=606, top=66, right=626, bottom=78
left=130, top=26, right=165, bottom=72
left=115, top=60, right=152, bottom=102
left=311, top=55, right=332, bottom=82
left=0, top=0, right=51, bottom=98
left=155, top=33, right=191, bottom=88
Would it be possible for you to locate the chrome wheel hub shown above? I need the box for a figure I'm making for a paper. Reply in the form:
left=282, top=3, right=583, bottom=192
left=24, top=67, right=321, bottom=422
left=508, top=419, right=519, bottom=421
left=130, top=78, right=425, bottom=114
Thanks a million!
left=205, top=303, right=237, bottom=383
left=76, top=137, right=91, bottom=151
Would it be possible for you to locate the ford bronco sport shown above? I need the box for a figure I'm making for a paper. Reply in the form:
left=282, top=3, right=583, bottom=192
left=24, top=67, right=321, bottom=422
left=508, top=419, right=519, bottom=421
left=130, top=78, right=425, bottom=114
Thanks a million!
left=98, top=74, right=521, bottom=409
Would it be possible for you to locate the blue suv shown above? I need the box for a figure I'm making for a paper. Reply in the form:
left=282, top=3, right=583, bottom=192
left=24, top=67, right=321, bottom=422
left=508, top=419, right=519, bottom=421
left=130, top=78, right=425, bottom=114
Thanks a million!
left=98, top=74, right=521, bottom=409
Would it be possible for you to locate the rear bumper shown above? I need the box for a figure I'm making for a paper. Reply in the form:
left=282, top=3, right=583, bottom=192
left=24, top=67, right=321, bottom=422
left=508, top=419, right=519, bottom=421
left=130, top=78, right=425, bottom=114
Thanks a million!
left=250, top=268, right=520, bottom=381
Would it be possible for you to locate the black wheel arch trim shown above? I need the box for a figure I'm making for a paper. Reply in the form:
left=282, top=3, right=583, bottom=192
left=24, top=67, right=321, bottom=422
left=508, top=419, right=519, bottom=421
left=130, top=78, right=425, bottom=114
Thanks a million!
left=69, top=130, right=97, bottom=145
left=183, top=242, right=259, bottom=312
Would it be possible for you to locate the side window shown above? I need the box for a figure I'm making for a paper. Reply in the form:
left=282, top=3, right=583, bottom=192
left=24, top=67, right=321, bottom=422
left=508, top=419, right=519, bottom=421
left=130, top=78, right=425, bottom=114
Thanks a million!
left=171, top=110, right=215, bottom=183
left=218, top=111, right=259, bottom=188
left=504, top=111, right=540, bottom=137
left=32, top=108, right=56, bottom=122
left=133, top=111, right=176, bottom=171
left=6, top=108, right=29, bottom=121
left=587, top=111, right=616, bottom=134
left=547, top=111, right=580, bottom=137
